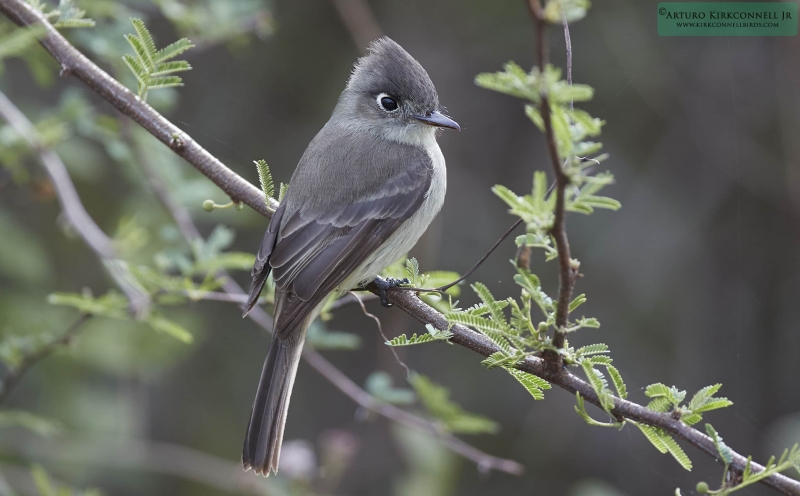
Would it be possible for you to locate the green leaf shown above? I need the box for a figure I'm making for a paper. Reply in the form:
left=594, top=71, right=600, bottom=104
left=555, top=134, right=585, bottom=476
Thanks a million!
left=662, top=434, right=692, bottom=471
left=542, top=0, right=591, bottom=23
left=306, top=324, right=361, bottom=350
left=606, top=364, right=627, bottom=399
left=635, top=423, right=668, bottom=453
left=365, top=371, right=414, bottom=405
left=131, top=18, right=156, bottom=64
left=472, top=283, right=510, bottom=331
left=634, top=422, right=692, bottom=471
left=480, top=351, right=523, bottom=369
left=569, top=294, right=587, bottom=312
left=575, top=343, right=608, bottom=356
left=410, top=373, right=499, bottom=435
left=386, top=333, right=436, bottom=346
left=0, top=410, right=61, bottom=437
left=586, top=355, right=612, bottom=365
left=505, top=368, right=550, bottom=400
left=154, top=38, right=194, bottom=64
left=705, top=423, right=733, bottom=465
left=48, top=290, right=128, bottom=319
left=581, top=361, right=614, bottom=412
left=53, top=18, right=95, bottom=28
left=146, top=315, right=193, bottom=343
left=475, top=62, right=539, bottom=102
left=688, top=384, right=733, bottom=414
left=278, top=183, right=288, bottom=202
left=647, top=397, right=673, bottom=413
left=148, top=75, right=184, bottom=89
left=123, top=19, right=193, bottom=100
left=645, top=383, right=672, bottom=399
left=254, top=159, right=275, bottom=203
left=31, top=464, right=56, bottom=496
left=151, top=60, right=191, bottom=76
left=0, top=25, right=46, bottom=63
left=386, top=325, right=452, bottom=347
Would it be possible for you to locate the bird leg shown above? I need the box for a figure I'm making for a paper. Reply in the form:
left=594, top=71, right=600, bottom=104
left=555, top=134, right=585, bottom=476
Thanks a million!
left=371, top=277, right=410, bottom=308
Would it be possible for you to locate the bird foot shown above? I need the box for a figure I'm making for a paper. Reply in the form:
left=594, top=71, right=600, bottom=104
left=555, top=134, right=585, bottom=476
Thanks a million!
left=373, top=277, right=410, bottom=308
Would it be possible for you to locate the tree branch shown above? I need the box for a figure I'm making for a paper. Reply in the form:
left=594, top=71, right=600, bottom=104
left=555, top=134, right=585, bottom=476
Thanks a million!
left=127, top=126, right=524, bottom=475
left=527, top=0, right=577, bottom=363
left=0, top=315, right=90, bottom=404
left=0, top=0, right=274, bottom=218
left=3, top=0, right=797, bottom=491
left=0, top=90, right=150, bottom=318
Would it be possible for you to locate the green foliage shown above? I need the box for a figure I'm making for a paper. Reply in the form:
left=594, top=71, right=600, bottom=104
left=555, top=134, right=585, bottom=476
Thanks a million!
left=122, top=18, right=193, bottom=100
left=409, top=373, right=499, bottom=435
left=27, top=0, right=96, bottom=29
left=505, top=368, right=550, bottom=400
left=30, top=463, right=101, bottom=496
left=581, top=361, right=614, bottom=413
left=643, top=382, right=733, bottom=427
left=386, top=324, right=453, bottom=347
left=155, top=0, right=273, bottom=47
left=605, top=364, right=627, bottom=399
left=0, top=24, right=46, bottom=76
left=693, top=432, right=800, bottom=495
left=0, top=410, right=61, bottom=437
left=255, top=159, right=275, bottom=206
left=48, top=291, right=193, bottom=343
left=306, top=322, right=361, bottom=350
left=365, top=371, right=415, bottom=405
left=705, top=423, right=733, bottom=465
left=380, top=257, right=460, bottom=313
left=478, top=61, right=619, bottom=272
left=633, top=421, right=693, bottom=471
left=542, top=0, right=591, bottom=24
left=278, top=182, right=288, bottom=202
left=574, top=392, right=622, bottom=428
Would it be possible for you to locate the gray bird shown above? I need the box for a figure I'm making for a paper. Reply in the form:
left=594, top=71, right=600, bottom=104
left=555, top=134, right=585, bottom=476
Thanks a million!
left=241, top=37, right=459, bottom=476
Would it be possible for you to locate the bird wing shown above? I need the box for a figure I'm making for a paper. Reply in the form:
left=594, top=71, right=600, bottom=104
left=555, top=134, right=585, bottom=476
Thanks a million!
left=268, top=157, right=432, bottom=338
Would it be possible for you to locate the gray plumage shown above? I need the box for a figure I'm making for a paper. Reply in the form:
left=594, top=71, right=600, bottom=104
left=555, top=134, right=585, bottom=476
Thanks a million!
left=241, top=37, right=458, bottom=476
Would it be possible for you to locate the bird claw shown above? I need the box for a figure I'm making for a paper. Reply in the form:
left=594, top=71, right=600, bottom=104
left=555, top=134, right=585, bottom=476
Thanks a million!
left=373, top=277, right=410, bottom=308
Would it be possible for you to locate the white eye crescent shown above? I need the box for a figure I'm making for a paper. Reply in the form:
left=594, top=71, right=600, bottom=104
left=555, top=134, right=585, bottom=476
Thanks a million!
left=376, top=93, right=399, bottom=112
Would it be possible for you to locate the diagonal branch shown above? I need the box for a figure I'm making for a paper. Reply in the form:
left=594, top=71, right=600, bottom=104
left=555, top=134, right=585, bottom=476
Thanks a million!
left=128, top=130, right=524, bottom=475
left=2, top=0, right=797, bottom=492
left=0, top=90, right=150, bottom=318
left=0, top=0, right=274, bottom=218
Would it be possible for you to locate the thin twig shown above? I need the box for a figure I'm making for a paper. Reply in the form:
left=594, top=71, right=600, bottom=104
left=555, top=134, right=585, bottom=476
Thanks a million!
left=328, top=292, right=378, bottom=310
left=3, top=1, right=796, bottom=491
left=0, top=91, right=150, bottom=318
left=560, top=1, right=573, bottom=112
left=0, top=315, right=90, bottom=404
left=350, top=293, right=411, bottom=377
left=385, top=218, right=523, bottom=294
left=526, top=0, right=576, bottom=367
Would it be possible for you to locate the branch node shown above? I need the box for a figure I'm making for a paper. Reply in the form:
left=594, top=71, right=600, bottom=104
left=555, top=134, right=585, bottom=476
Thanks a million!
left=59, top=64, right=71, bottom=78
left=169, top=132, right=185, bottom=151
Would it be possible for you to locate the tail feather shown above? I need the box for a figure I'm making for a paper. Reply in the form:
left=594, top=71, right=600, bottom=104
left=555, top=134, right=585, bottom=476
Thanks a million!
left=243, top=327, right=306, bottom=476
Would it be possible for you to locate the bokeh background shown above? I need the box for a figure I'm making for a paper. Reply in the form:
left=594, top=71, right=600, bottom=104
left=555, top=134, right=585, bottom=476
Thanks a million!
left=1, top=0, right=799, bottom=495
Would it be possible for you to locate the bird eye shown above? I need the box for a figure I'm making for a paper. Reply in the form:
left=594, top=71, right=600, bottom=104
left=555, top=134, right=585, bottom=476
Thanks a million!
left=376, top=93, right=399, bottom=112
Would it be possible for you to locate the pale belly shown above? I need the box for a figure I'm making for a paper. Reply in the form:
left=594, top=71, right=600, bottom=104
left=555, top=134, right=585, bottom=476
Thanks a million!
left=337, top=143, right=447, bottom=292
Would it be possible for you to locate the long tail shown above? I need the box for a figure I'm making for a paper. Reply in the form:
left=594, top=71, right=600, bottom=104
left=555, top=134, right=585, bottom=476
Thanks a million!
left=242, top=322, right=307, bottom=476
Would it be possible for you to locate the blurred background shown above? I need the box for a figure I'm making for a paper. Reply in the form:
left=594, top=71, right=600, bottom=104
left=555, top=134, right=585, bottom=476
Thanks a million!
left=1, top=0, right=799, bottom=495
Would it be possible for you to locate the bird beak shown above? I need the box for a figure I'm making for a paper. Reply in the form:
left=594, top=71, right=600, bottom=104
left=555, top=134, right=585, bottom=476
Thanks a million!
left=414, top=111, right=460, bottom=131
